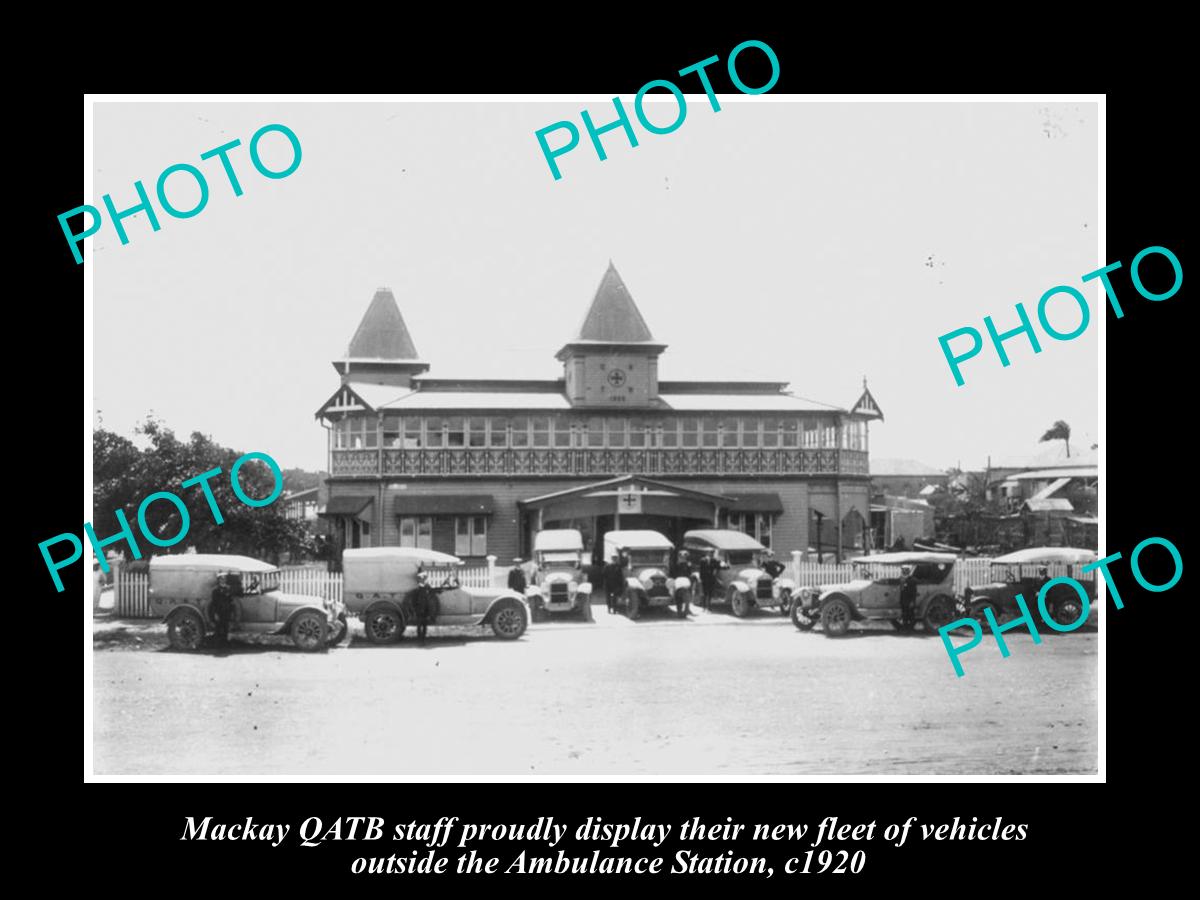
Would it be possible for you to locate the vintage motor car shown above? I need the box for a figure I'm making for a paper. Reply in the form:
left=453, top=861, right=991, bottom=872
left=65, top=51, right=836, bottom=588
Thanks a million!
left=525, top=529, right=594, bottom=621
left=604, top=530, right=689, bottom=620
left=149, top=554, right=347, bottom=652
left=341, top=547, right=530, bottom=642
left=682, top=529, right=795, bottom=617
left=961, top=547, right=1097, bottom=628
left=792, top=551, right=958, bottom=637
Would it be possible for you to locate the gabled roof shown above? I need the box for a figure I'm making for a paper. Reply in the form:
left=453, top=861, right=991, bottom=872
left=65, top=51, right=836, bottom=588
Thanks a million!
left=850, top=379, right=884, bottom=420
left=345, top=288, right=422, bottom=361
left=570, top=262, right=659, bottom=344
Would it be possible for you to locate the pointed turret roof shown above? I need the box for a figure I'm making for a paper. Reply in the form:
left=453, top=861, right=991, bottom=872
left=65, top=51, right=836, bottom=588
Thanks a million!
left=345, top=288, right=421, bottom=361
left=572, top=262, right=658, bottom=343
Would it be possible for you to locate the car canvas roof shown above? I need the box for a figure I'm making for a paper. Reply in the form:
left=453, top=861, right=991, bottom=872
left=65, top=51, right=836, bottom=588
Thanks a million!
left=991, top=547, right=1097, bottom=565
left=342, top=547, right=463, bottom=565
left=149, top=554, right=277, bottom=572
left=683, top=529, right=766, bottom=551
left=849, top=551, right=958, bottom=565
left=604, top=530, right=673, bottom=550
left=533, top=529, right=584, bottom=552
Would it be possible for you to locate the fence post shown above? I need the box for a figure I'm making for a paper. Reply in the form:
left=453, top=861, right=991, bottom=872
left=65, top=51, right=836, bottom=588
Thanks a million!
left=109, top=553, right=123, bottom=615
left=487, top=554, right=497, bottom=587
left=790, top=550, right=802, bottom=586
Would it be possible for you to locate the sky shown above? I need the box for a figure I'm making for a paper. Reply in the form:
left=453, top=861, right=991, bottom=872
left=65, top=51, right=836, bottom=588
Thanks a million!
left=93, top=99, right=1098, bottom=473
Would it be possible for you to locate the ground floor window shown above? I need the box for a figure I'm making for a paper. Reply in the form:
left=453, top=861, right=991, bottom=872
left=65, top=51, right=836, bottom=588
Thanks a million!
left=454, top=516, right=488, bottom=556
left=398, top=516, right=432, bottom=549
left=723, top=512, right=773, bottom=549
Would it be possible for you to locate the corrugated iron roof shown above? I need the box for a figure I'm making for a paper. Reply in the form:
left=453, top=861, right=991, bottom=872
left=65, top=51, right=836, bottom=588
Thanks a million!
left=364, top=388, right=843, bottom=412
left=377, top=391, right=571, bottom=410
left=658, top=393, right=844, bottom=412
left=1009, top=467, right=1097, bottom=481
left=1023, top=498, right=1074, bottom=512
left=1030, top=476, right=1072, bottom=500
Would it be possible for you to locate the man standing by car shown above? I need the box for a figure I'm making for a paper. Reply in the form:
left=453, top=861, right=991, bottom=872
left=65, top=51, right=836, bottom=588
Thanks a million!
left=603, top=555, right=625, bottom=614
left=671, top=550, right=692, bottom=618
left=209, top=572, right=237, bottom=647
left=411, top=571, right=438, bottom=644
left=507, top=558, right=527, bottom=594
left=761, top=550, right=786, bottom=579
left=898, top=564, right=918, bottom=629
left=699, top=553, right=718, bottom=611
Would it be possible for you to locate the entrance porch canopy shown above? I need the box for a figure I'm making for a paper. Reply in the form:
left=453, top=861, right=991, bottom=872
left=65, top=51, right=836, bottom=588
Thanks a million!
left=519, top=475, right=728, bottom=524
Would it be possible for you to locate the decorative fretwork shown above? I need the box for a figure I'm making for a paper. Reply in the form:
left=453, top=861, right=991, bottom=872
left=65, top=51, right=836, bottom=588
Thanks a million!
left=333, top=446, right=870, bottom=479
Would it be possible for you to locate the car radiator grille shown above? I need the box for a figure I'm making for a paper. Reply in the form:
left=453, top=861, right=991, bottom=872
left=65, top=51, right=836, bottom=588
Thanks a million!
left=756, top=579, right=773, bottom=600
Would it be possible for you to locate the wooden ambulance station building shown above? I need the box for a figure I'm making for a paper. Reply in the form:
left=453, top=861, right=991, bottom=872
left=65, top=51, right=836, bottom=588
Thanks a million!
left=316, top=264, right=880, bottom=566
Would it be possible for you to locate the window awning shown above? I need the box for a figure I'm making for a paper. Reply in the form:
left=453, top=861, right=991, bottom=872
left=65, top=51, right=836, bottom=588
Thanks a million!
left=722, top=492, right=784, bottom=513
left=394, top=494, right=494, bottom=515
left=319, top=496, right=374, bottom=521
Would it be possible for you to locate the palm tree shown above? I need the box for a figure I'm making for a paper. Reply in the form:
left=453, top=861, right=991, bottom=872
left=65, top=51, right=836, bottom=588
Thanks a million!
left=1040, top=420, right=1071, bottom=458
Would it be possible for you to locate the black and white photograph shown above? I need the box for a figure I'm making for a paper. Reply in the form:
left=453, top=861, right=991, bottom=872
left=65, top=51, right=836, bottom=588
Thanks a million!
left=84, top=96, right=1101, bottom=780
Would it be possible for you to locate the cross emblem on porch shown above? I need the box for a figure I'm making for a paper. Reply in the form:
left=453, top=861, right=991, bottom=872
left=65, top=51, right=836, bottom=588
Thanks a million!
left=620, top=491, right=640, bottom=509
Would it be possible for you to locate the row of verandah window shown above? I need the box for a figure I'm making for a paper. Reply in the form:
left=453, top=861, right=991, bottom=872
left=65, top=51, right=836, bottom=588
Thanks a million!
left=333, top=415, right=868, bottom=453
left=393, top=511, right=773, bottom=556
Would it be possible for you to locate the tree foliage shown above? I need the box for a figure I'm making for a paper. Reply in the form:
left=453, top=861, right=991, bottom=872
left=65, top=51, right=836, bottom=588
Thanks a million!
left=93, top=415, right=308, bottom=564
left=1039, top=419, right=1071, bottom=458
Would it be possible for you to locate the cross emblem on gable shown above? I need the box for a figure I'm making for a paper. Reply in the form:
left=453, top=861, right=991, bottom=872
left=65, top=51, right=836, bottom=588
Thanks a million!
left=621, top=492, right=639, bottom=509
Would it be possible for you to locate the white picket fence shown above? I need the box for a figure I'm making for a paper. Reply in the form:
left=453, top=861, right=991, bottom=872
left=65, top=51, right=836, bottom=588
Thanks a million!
left=112, top=562, right=497, bottom=618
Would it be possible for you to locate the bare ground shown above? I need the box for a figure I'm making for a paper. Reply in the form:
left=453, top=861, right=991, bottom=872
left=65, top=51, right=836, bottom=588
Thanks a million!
left=91, top=602, right=1097, bottom=778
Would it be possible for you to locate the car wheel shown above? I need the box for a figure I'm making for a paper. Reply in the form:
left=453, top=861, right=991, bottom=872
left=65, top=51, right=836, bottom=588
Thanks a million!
left=729, top=587, right=750, bottom=618
left=1052, top=596, right=1085, bottom=628
left=626, top=589, right=641, bottom=620
left=167, top=609, right=205, bottom=651
left=491, top=601, right=528, bottom=639
left=291, top=611, right=328, bottom=652
left=922, top=595, right=956, bottom=634
left=364, top=606, right=404, bottom=644
left=779, top=590, right=793, bottom=616
left=791, top=600, right=816, bottom=631
left=891, top=619, right=916, bottom=633
left=822, top=598, right=853, bottom=637
left=968, top=600, right=998, bottom=628
left=326, top=613, right=349, bottom=646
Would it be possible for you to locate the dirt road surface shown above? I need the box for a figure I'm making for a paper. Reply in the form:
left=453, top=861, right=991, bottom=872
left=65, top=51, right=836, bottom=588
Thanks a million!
left=92, top=603, right=1097, bottom=777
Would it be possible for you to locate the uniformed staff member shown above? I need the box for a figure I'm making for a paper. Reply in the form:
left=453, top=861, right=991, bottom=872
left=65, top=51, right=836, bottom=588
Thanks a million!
left=411, top=570, right=438, bottom=643
left=671, top=550, right=692, bottom=618
left=898, top=564, right=918, bottom=628
left=210, top=572, right=237, bottom=646
left=507, top=558, right=527, bottom=593
left=761, top=550, right=786, bottom=579
left=603, top=556, right=625, bottom=613
left=698, top=553, right=718, bottom=610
